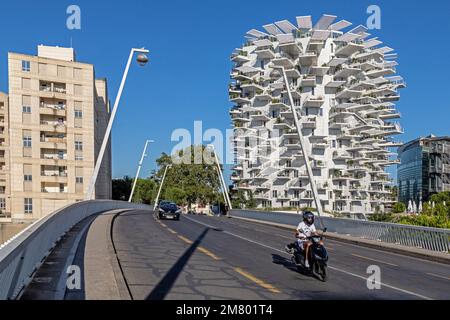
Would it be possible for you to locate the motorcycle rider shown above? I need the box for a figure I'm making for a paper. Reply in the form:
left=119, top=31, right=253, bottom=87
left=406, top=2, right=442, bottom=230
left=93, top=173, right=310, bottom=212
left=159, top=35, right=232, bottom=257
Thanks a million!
left=285, top=211, right=318, bottom=268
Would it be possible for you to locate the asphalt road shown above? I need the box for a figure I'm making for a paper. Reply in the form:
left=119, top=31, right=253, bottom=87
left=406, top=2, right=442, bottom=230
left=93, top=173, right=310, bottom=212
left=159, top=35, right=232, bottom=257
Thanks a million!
left=111, top=210, right=450, bottom=300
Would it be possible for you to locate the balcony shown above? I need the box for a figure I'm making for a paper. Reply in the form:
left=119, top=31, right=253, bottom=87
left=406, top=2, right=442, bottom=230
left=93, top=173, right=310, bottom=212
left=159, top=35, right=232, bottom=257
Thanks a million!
left=39, top=82, right=67, bottom=96
left=254, top=46, right=276, bottom=59
left=229, top=93, right=252, bottom=104
left=298, top=51, right=317, bottom=66
left=299, top=76, right=317, bottom=87
left=303, top=95, right=324, bottom=107
left=41, top=171, right=68, bottom=183
left=335, top=42, right=365, bottom=57
left=40, top=120, right=67, bottom=133
left=230, top=50, right=251, bottom=63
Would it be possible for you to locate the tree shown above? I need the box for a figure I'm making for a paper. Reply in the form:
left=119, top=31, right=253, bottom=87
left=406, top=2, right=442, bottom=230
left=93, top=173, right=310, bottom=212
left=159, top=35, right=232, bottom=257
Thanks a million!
left=132, top=178, right=158, bottom=204
left=112, top=176, right=133, bottom=201
left=392, top=202, right=406, bottom=213
left=154, top=145, right=224, bottom=208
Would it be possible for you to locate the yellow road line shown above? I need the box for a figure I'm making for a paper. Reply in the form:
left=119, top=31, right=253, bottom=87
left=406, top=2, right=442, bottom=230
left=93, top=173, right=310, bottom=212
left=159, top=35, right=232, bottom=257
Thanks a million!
left=167, top=228, right=177, bottom=235
left=427, top=273, right=450, bottom=281
left=351, top=253, right=398, bottom=267
left=234, top=267, right=281, bottom=294
left=177, top=235, right=193, bottom=244
left=198, top=247, right=221, bottom=260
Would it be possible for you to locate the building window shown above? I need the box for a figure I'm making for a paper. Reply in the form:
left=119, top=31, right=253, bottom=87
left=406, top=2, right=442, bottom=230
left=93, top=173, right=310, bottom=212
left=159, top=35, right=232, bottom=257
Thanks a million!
left=23, top=136, right=32, bottom=147
left=76, top=177, right=84, bottom=184
left=22, top=60, right=31, bottom=72
left=22, top=105, right=31, bottom=113
left=74, top=110, right=83, bottom=118
left=24, top=198, right=33, bottom=214
left=75, top=154, right=83, bottom=161
left=59, top=184, right=65, bottom=193
left=272, top=190, right=278, bottom=198
left=24, top=174, right=32, bottom=182
left=0, top=198, right=5, bottom=210
left=75, top=141, right=83, bottom=151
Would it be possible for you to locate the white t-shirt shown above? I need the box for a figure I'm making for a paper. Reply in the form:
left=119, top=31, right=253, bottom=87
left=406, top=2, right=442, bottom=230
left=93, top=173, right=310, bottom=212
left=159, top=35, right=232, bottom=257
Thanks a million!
left=296, top=222, right=316, bottom=238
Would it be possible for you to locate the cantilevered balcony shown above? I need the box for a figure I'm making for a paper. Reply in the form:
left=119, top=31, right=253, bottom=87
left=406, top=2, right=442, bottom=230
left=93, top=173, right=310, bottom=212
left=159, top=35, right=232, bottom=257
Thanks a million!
left=335, top=42, right=365, bottom=57
left=255, top=46, right=276, bottom=59
left=229, top=93, right=252, bottom=104
left=303, top=95, right=324, bottom=107
left=231, top=50, right=251, bottom=63
left=298, top=51, right=317, bottom=66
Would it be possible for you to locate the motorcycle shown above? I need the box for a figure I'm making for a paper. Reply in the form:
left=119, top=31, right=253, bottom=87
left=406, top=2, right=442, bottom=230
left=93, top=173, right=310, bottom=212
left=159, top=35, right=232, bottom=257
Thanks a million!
left=291, top=231, right=329, bottom=282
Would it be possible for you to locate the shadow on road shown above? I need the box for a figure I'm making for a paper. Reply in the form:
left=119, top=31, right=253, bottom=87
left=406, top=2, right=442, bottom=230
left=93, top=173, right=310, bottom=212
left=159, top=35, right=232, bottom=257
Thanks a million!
left=271, top=254, right=311, bottom=277
left=145, top=228, right=209, bottom=300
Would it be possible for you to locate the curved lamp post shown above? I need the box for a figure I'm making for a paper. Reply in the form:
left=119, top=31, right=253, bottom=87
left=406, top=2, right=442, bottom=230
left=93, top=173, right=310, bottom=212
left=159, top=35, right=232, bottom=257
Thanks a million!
left=207, top=144, right=233, bottom=210
left=85, top=48, right=149, bottom=200
left=129, top=139, right=154, bottom=202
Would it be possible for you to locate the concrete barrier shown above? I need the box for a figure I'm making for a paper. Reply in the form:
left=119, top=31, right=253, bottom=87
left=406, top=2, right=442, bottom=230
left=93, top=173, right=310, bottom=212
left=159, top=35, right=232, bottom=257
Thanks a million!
left=0, top=200, right=152, bottom=300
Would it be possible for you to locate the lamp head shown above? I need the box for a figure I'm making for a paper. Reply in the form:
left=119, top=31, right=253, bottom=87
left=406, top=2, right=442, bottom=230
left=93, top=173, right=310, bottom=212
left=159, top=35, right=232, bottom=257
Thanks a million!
left=136, top=53, right=149, bottom=66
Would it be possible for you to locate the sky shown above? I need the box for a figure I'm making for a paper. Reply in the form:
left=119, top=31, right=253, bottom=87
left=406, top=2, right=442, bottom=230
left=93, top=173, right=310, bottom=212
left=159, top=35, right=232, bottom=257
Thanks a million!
left=1, top=0, right=449, bottom=183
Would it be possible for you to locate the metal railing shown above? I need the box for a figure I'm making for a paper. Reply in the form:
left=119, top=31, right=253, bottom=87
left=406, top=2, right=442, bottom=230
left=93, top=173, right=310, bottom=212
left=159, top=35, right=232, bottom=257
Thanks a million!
left=229, top=210, right=450, bottom=253
left=0, top=200, right=152, bottom=300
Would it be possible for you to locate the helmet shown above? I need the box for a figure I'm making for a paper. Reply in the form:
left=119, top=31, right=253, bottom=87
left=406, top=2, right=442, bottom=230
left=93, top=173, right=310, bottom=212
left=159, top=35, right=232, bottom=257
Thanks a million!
left=303, top=211, right=315, bottom=225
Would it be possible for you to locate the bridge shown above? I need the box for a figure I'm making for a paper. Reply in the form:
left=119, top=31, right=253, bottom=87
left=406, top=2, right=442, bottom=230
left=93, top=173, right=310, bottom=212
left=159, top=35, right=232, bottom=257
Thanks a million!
left=0, top=201, right=449, bottom=300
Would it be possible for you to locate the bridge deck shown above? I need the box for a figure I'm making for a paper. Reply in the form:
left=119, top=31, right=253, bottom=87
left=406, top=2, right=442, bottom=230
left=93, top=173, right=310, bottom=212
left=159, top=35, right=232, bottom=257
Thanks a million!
left=21, top=209, right=450, bottom=300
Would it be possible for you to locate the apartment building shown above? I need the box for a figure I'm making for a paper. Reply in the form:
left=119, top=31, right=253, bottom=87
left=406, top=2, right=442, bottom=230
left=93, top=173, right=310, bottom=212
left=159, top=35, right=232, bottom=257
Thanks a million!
left=2, top=45, right=112, bottom=222
left=398, top=135, right=450, bottom=204
left=0, top=92, right=10, bottom=219
left=229, top=14, right=404, bottom=216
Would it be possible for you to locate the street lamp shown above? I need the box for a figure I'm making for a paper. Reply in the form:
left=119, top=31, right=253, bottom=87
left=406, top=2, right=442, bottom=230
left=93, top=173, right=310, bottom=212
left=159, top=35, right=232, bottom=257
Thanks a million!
left=207, top=144, right=233, bottom=210
left=85, top=47, right=150, bottom=200
left=270, top=65, right=324, bottom=227
left=154, top=164, right=172, bottom=209
left=129, top=139, right=154, bottom=202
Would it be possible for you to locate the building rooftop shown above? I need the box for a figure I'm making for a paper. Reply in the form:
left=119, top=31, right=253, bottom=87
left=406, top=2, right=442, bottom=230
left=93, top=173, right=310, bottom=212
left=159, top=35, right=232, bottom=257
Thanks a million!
left=37, top=45, right=75, bottom=62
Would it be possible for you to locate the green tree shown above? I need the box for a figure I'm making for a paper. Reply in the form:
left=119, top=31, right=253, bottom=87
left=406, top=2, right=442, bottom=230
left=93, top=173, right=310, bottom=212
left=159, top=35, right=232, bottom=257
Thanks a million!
left=132, top=178, right=158, bottom=204
left=154, top=145, right=224, bottom=208
left=392, top=202, right=406, bottom=213
left=112, top=176, right=133, bottom=201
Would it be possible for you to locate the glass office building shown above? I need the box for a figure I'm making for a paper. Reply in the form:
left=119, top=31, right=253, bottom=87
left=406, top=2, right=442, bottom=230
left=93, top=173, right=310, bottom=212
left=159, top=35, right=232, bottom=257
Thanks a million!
left=398, top=136, right=450, bottom=204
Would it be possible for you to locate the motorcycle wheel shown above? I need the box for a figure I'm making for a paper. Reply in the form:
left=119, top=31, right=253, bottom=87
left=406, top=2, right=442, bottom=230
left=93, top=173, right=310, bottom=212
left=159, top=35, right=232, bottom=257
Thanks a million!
left=318, top=264, right=328, bottom=282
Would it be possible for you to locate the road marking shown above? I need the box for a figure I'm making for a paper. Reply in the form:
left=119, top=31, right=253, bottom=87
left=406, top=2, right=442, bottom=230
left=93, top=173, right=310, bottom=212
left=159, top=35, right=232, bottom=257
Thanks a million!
left=160, top=223, right=167, bottom=228
left=328, top=266, right=433, bottom=300
left=198, top=247, right=221, bottom=260
left=167, top=228, right=177, bottom=235
left=427, top=273, right=450, bottom=281
left=234, top=267, right=281, bottom=293
left=177, top=235, right=193, bottom=244
left=183, top=215, right=433, bottom=300
left=351, top=253, right=398, bottom=267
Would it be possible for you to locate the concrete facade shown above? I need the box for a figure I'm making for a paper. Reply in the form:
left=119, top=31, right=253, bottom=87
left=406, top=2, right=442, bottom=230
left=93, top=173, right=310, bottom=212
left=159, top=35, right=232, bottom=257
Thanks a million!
left=0, top=93, right=10, bottom=218
left=1, top=45, right=112, bottom=222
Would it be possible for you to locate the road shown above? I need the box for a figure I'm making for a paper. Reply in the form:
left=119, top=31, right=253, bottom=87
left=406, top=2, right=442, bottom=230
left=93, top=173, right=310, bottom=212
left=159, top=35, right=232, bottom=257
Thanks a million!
left=110, top=210, right=450, bottom=300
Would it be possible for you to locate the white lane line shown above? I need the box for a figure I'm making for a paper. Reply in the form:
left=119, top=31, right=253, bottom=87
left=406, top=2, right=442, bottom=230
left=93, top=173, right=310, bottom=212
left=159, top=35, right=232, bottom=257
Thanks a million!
left=426, top=273, right=450, bottom=281
left=183, top=215, right=433, bottom=300
left=351, top=253, right=398, bottom=267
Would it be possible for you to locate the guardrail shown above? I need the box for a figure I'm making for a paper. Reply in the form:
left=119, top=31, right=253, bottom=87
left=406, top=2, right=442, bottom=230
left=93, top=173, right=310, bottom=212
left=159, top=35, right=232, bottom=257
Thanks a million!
left=229, top=210, right=450, bottom=253
left=0, top=200, right=152, bottom=300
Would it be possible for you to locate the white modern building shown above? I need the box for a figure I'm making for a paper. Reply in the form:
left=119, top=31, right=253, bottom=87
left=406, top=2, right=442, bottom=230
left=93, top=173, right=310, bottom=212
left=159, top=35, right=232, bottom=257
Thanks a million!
left=229, top=14, right=405, bottom=216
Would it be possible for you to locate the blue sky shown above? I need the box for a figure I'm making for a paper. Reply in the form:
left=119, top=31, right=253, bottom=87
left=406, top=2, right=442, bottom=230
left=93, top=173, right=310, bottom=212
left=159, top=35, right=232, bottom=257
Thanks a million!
left=1, top=0, right=449, bottom=182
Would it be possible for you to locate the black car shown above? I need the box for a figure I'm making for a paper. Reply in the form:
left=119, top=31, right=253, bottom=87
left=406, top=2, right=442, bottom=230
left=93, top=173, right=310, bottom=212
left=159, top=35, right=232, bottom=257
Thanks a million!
left=157, top=201, right=181, bottom=220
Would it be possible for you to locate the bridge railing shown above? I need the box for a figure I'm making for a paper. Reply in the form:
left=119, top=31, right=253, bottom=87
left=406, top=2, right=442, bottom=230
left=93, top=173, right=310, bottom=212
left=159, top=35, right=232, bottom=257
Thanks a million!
left=229, top=210, right=450, bottom=253
left=0, top=200, right=152, bottom=300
